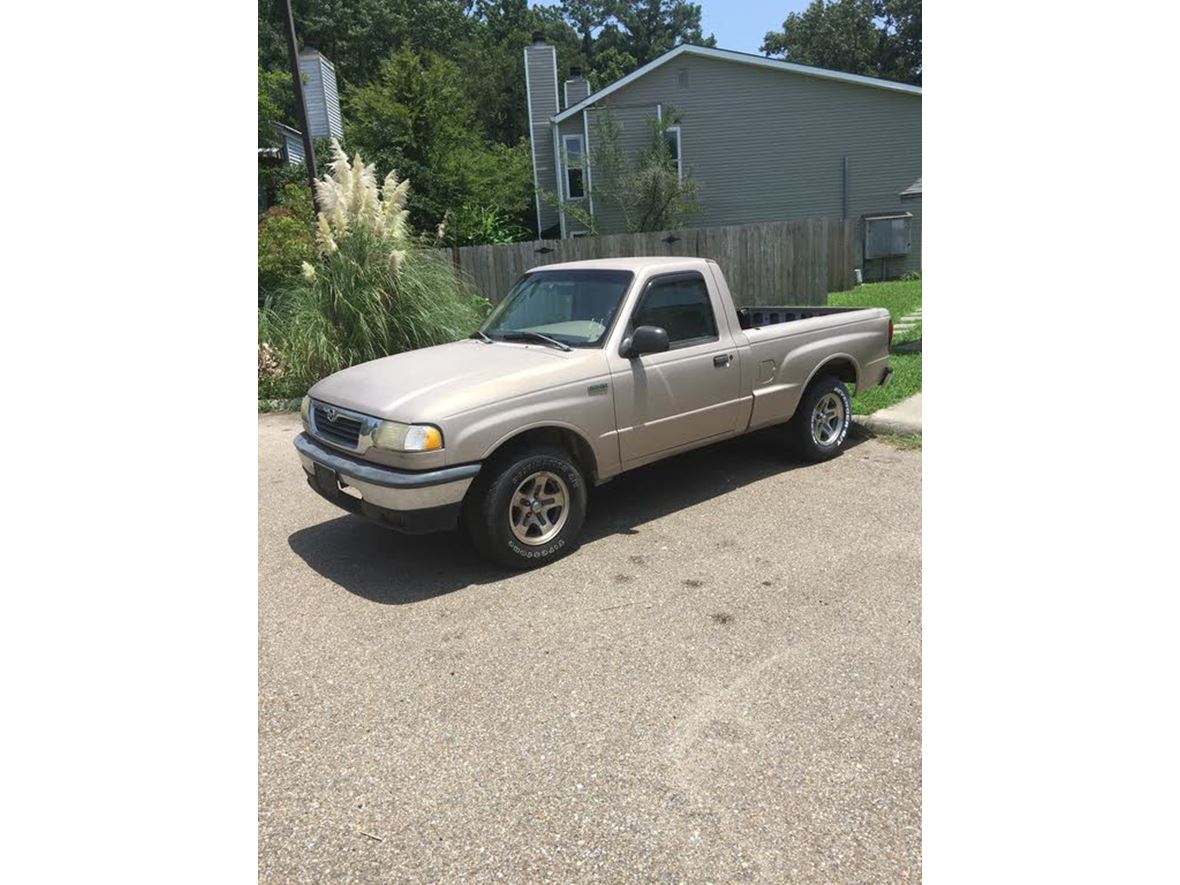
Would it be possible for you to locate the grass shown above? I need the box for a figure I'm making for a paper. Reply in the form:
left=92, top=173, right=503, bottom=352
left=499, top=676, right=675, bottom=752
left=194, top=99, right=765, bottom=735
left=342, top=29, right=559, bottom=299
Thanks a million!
left=848, top=423, right=922, bottom=451
left=876, top=433, right=922, bottom=451
left=828, top=278, right=922, bottom=415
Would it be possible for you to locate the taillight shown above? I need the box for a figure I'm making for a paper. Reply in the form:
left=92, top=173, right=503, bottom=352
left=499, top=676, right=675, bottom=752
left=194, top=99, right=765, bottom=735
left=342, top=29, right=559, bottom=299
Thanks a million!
left=888, top=319, right=894, bottom=344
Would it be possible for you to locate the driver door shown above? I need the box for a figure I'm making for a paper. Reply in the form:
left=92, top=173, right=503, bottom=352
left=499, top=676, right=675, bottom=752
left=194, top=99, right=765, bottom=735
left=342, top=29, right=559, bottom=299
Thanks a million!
left=609, top=272, right=741, bottom=464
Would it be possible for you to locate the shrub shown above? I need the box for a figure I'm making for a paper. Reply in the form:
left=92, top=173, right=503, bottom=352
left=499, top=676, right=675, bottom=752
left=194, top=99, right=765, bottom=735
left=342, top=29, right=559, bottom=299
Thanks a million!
left=900, top=270, right=921, bottom=281
left=261, top=141, right=487, bottom=394
left=258, top=183, right=317, bottom=299
left=441, top=204, right=529, bottom=246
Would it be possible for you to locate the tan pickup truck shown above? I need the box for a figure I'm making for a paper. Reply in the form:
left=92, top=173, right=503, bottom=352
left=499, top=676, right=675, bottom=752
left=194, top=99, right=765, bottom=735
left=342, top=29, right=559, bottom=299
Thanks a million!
left=295, top=257, right=892, bottom=568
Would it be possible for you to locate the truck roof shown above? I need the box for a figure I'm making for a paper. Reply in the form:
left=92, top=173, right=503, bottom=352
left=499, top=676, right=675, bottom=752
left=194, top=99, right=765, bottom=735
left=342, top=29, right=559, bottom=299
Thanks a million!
left=526, top=256, right=713, bottom=273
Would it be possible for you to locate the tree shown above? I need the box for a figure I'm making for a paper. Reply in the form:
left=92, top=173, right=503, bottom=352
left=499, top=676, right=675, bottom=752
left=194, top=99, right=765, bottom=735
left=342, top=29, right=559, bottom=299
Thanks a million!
left=761, top=0, right=921, bottom=86
left=345, top=48, right=535, bottom=232
left=561, top=0, right=613, bottom=68
left=555, top=105, right=701, bottom=233
left=257, top=0, right=475, bottom=87
left=606, top=0, right=714, bottom=67
left=258, top=67, right=296, bottom=146
left=464, top=1, right=582, bottom=146
left=875, top=0, right=921, bottom=84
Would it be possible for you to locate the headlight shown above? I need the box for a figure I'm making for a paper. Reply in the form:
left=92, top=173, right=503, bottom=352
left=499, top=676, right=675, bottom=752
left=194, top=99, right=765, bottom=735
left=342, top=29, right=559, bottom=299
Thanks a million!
left=372, top=421, right=443, bottom=452
left=300, top=395, right=311, bottom=422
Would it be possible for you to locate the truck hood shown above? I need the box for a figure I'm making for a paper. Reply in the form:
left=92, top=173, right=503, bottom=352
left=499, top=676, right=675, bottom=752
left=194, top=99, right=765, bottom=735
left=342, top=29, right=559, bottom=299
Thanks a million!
left=308, top=338, right=607, bottom=423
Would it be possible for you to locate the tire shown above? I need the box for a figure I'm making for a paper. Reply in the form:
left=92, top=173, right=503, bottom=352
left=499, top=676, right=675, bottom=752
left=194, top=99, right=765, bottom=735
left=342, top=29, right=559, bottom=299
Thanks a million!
left=464, top=444, right=588, bottom=569
left=788, top=375, right=853, bottom=462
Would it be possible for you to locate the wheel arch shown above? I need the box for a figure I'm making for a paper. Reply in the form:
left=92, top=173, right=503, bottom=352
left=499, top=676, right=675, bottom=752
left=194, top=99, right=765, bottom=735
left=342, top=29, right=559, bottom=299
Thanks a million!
left=481, top=423, right=600, bottom=483
left=803, top=354, right=861, bottom=396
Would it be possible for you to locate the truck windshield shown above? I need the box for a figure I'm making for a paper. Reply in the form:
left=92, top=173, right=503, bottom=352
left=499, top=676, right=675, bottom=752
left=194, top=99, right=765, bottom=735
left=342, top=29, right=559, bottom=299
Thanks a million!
left=480, top=269, right=634, bottom=348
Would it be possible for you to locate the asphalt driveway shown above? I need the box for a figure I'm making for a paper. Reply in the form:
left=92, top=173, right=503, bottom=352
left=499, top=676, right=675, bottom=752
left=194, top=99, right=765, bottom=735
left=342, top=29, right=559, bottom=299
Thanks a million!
left=259, top=413, right=921, bottom=882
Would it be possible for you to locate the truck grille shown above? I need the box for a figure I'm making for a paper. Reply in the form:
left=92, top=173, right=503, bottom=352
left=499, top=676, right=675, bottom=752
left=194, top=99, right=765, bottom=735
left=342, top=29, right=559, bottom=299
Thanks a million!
left=312, top=403, right=364, bottom=449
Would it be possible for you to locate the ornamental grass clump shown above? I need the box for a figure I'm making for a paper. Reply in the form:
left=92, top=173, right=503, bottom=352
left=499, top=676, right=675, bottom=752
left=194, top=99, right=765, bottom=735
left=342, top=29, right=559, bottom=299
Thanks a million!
left=261, top=140, right=486, bottom=393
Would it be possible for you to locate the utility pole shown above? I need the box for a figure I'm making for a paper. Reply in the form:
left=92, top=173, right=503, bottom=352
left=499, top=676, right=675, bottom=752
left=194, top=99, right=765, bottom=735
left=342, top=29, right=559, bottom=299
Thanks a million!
left=282, top=0, right=321, bottom=213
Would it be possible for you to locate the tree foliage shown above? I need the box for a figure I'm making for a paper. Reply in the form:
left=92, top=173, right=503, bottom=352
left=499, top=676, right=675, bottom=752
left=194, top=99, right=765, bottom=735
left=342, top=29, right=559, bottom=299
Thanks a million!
left=557, top=106, right=701, bottom=233
left=258, top=0, right=475, bottom=86
left=258, top=67, right=295, bottom=146
left=344, top=48, right=533, bottom=234
left=258, top=184, right=317, bottom=296
left=761, top=0, right=921, bottom=85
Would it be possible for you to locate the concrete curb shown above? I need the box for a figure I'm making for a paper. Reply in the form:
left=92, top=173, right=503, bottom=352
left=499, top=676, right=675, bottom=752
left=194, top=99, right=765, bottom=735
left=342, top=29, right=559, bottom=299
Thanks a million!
left=852, top=393, right=922, bottom=436
left=853, top=413, right=922, bottom=436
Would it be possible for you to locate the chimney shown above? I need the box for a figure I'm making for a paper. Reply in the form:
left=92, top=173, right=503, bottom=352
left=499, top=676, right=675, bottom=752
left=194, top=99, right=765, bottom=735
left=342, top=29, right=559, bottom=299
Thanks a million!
left=297, top=48, right=344, bottom=141
left=524, top=34, right=560, bottom=236
left=563, top=65, right=590, bottom=109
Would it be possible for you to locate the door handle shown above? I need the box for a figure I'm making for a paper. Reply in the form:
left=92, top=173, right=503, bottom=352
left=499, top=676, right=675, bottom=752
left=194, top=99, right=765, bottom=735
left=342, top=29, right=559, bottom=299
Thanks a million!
left=713, top=354, right=734, bottom=367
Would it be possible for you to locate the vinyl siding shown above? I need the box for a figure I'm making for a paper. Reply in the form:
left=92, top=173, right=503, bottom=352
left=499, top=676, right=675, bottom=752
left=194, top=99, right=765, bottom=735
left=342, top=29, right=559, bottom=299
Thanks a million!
left=284, top=132, right=305, bottom=165
left=559, top=105, right=662, bottom=235
left=525, top=45, right=560, bottom=235
left=298, top=53, right=344, bottom=141
left=553, top=53, right=921, bottom=275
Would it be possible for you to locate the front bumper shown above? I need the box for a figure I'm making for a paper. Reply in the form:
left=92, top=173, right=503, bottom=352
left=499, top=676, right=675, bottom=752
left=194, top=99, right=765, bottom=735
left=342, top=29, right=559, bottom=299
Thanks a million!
left=294, top=433, right=480, bottom=534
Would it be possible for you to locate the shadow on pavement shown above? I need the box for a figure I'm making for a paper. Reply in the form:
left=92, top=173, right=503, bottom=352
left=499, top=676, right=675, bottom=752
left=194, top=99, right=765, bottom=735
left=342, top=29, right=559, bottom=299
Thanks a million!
left=287, top=428, right=868, bottom=604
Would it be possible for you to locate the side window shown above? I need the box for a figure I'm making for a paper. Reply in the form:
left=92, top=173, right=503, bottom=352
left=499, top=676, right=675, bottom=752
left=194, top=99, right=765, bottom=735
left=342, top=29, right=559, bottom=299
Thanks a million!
left=632, top=274, right=718, bottom=347
left=563, top=134, right=586, bottom=199
left=664, top=126, right=682, bottom=181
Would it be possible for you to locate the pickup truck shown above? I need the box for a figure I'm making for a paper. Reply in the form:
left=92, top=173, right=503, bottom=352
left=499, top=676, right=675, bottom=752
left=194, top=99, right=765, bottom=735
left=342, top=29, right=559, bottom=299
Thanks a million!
left=294, top=257, right=892, bottom=568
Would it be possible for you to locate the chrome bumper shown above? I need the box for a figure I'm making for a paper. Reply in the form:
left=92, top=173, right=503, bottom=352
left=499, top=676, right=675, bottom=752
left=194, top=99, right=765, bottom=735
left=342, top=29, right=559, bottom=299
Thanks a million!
left=294, top=432, right=480, bottom=512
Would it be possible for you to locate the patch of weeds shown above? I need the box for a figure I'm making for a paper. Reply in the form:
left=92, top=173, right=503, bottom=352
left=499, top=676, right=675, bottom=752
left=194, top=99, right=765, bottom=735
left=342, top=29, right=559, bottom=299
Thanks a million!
left=711, top=611, right=733, bottom=625
left=683, top=578, right=705, bottom=588
left=613, top=573, right=634, bottom=584
left=877, top=433, right=922, bottom=451
left=259, top=398, right=301, bottom=413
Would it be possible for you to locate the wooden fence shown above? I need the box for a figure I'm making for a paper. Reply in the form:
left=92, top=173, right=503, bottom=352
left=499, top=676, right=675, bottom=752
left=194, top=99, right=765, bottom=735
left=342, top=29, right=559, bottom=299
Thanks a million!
left=433, top=217, right=856, bottom=307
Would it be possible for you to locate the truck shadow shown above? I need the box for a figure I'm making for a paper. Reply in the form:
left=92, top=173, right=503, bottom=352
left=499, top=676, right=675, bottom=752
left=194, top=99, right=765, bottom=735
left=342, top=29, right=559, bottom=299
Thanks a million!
left=286, top=429, right=869, bottom=604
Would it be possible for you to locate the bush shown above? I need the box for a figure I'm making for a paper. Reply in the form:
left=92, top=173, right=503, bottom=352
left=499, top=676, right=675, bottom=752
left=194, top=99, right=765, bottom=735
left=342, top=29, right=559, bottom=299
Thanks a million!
left=261, top=141, right=488, bottom=396
left=441, top=204, right=529, bottom=246
left=258, top=183, right=317, bottom=299
left=900, top=270, right=921, bottom=281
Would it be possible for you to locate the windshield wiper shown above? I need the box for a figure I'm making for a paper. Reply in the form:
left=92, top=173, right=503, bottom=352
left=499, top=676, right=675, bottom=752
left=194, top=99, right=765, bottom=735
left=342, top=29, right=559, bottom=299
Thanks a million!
left=469, top=329, right=493, bottom=343
left=497, top=330, right=572, bottom=352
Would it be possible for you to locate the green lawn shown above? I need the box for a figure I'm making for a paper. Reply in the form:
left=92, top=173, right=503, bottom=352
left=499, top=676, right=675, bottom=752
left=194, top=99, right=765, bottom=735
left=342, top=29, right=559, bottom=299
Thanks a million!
left=828, top=279, right=922, bottom=415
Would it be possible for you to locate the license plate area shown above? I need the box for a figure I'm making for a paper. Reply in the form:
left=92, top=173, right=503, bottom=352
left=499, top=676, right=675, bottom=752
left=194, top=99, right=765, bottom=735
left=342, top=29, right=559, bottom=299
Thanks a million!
left=313, top=463, right=340, bottom=497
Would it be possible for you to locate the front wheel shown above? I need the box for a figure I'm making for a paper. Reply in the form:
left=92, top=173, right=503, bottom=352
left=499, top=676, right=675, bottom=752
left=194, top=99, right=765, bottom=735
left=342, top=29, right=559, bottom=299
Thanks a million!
left=789, top=375, right=853, bottom=462
left=464, top=445, right=587, bottom=569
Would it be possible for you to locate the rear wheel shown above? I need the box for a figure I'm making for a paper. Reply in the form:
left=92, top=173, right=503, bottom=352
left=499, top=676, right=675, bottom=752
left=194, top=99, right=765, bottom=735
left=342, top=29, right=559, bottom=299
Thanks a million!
left=789, top=375, right=853, bottom=462
left=464, top=445, right=587, bottom=569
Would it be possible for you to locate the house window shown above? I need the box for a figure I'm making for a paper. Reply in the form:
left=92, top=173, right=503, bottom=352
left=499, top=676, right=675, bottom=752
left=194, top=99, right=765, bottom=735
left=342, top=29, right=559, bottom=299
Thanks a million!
left=563, top=134, right=586, bottom=199
left=664, top=126, right=682, bottom=181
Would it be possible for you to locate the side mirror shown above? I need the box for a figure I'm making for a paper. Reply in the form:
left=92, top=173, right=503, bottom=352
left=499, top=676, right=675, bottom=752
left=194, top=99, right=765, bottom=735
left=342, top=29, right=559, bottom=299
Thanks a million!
left=622, top=325, right=670, bottom=358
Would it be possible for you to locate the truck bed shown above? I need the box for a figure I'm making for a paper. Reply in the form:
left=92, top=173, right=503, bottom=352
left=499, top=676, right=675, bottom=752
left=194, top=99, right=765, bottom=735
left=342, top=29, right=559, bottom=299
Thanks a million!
left=736, top=305, right=873, bottom=330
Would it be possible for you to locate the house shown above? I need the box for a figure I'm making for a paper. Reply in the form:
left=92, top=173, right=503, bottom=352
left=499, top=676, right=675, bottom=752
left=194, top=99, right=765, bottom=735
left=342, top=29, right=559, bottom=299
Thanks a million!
left=524, top=37, right=922, bottom=277
left=258, top=48, right=345, bottom=212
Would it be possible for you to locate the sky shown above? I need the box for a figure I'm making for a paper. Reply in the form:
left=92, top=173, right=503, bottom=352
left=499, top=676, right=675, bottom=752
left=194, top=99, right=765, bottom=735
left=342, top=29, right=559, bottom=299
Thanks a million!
left=699, top=0, right=811, bottom=55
